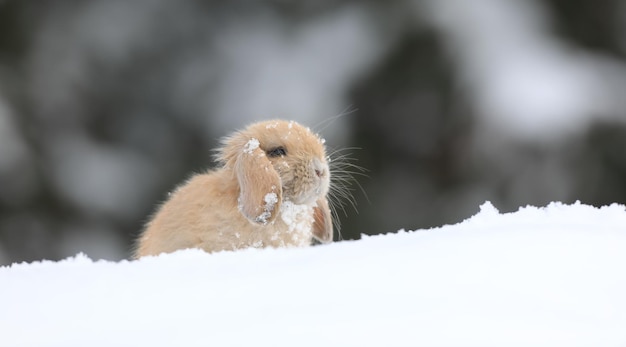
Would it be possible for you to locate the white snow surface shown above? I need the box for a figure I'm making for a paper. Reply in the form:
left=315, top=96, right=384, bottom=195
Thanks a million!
left=2, top=201, right=626, bottom=347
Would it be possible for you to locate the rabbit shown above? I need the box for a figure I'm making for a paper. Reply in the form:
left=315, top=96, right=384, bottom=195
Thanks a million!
left=134, top=119, right=333, bottom=258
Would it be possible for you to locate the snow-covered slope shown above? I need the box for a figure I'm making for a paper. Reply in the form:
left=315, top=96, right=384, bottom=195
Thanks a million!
left=2, top=202, right=626, bottom=347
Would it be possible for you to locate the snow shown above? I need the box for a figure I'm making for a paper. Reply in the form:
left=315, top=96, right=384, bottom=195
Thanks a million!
left=263, top=192, right=278, bottom=213
left=2, top=201, right=626, bottom=347
left=280, top=200, right=314, bottom=236
left=255, top=192, right=279, bottom=225
left=254, top=211, right=271, bottom=225
left=242, top=138, right=260, bottom=154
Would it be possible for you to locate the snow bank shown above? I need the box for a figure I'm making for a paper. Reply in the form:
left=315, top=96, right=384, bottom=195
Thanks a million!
left=2, top=202, right=626, bottom=347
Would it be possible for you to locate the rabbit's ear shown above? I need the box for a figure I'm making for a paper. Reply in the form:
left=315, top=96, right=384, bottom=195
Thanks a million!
left=235, top=143, right=282, bottom=225
left=312, top=197, right=333, bottom=243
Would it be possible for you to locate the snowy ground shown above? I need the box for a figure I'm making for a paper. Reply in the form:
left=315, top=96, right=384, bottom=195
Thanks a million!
left=2, top=201, right=626, bottom=347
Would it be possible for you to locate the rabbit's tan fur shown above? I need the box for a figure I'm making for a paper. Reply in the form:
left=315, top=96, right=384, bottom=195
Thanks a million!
left=134, top=120, right=332, bottom=258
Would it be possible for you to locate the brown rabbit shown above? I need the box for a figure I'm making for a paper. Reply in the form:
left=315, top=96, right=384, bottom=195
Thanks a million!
left=134, top=119, right=332, bottom=257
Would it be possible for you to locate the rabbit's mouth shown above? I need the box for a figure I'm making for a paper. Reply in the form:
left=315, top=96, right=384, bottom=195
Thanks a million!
left=278, top=158, right=329, bottom=205
left=287, top=173, right=329, bottom=206
left=289, top=187, right=325, bottom=206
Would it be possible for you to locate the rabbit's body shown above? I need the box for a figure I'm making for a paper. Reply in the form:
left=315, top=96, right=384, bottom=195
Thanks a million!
left=136, top=170, right=316, bottom=255
left=135, top=120, right=332, bottom=257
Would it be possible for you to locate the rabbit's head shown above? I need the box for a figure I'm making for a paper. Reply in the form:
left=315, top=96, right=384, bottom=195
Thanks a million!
left=217, top=120, right=332, bottom=242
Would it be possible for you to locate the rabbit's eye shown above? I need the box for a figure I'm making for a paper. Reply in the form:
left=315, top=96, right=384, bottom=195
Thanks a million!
left=267, top=146, right=287, bottom=157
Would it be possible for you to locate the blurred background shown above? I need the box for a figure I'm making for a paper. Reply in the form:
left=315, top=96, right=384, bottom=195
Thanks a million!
left=1, top=0, right=626, bottom=265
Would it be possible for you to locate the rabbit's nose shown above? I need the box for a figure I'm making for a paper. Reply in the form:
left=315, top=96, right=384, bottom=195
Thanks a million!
left=312, top=158, right=326, bottom=178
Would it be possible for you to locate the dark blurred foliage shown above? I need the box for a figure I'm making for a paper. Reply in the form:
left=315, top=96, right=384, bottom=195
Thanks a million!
left=1, top=0, right=626, bottom=265
left=350, top=30, right=472, bottom=233
left=547, top=0, right=623, bottom=54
